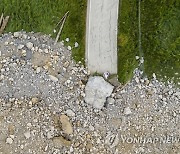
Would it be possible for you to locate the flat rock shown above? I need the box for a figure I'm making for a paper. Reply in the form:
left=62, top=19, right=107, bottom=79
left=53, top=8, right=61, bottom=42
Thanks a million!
left=59, top=115, right=73, bottom=135
left=49, top=75, right=58, bottom=82
left=52, top=136, right=71, bottom=148
left=85, top=76, right=114, bottom=109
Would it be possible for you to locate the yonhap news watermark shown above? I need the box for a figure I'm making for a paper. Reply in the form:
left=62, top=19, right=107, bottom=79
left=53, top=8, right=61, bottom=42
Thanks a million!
left=120, top=135, right=180, bottom=144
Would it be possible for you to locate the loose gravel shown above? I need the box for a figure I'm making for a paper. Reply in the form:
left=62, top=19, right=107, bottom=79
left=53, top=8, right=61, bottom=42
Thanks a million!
left=0, top=31, right=179, bottom=154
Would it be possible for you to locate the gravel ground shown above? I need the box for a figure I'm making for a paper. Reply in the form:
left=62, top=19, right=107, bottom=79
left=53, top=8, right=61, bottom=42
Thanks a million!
left=0, top=31, right=179, bottom=154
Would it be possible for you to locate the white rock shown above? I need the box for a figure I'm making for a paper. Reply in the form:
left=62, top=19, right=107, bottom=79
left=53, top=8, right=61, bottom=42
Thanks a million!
left=47, top=131, right=54, bottom=139
left=53, top=29, right=57, bottom=33
left=17, top=44, right=24, bottom=49
left=20, top=145, right=24, bottom=149
left=1, top=68, right=5, bottom=72
left=44, top=145, right=48, bottom=151
left=103, top=72, right=110, bottom=79
left=9, top=135, right=14, bottom=139
left=70, top=147, right=74, bottom=153
left=152, top=73, right=156, bottom=79
left=65, top=109, right=75, bottom=117
left=74, top=42, right=79, bottom=48
left=89, top=125, right=95, bottom=131
left=49, top=75, right=58, bottom=82
left=140, top=57, right=144, bottom=64
left=107, top=97, right=115, bottom=105
left=14, top=32, right=20, bottom=38
left=22, top=34, right=27, bottom=39
left=135, top=56, right=139, bottom=60
left=44, top=49, right=49, bottom=53
left=4, top=41, right=9, bottom=45
left=6, top=137, right=13, bottom=144
left=27, top=123, right=32, bottom=127
left=26, top=42, right=33, bottom=49
left=65, top=38, right=70, bottom=42
left=38, top=48, right=43, bottom=52
left=36, top=67, right=41, bottom=73
left=67, top=46, right=72, bottom=50
left=135, top=77, right=139, bottom=83
left=0, top=75, right=4, bottom=80
left=124, top=107, right=132, bottom=115
left=24, top=131, right=31, bottom=139
left=85, top=76, right=114, bottom=109
left=66, top=80, right=71, bottom=84
left=0, top=51, right=1, bottom=56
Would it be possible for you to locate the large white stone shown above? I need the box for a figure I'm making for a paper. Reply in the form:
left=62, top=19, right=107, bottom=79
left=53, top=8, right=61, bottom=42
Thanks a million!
left=85, top=76, right=114, bottom=109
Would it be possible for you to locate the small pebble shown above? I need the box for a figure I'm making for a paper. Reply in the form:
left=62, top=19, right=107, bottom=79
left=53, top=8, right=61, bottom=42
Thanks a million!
left=65, top=38, right=70, bottom=42
left=26, top=42, right=33, bottom=49
left=74, top=42, right=79, bottom=48
left=124, top=107, right=132, bottom=115
left=65, top=109, right=75, bottom=117
left=67, top=46, right=72, bottom=50
left=36, top=67, right=41, bottom=73
left=24, top=131, right=31, bottom=139
left=14, top=32, right=20, bottom=38
left=18, top=44, right=24, bottom=50
left=49, top=75, right=58, bottom=82
left=6, top=137, right=13, bottom=144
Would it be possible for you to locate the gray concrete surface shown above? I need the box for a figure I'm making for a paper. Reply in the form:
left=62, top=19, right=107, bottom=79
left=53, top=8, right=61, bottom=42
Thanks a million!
left=86, top=0, right=119, bottom=74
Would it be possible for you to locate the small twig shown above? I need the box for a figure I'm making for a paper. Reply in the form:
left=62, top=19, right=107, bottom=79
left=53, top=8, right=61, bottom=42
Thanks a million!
left=0, top=13, right=3, bottom=26
left=54, top=11, right=69, bottom=45
left=0, top=15, right=9, bottom=35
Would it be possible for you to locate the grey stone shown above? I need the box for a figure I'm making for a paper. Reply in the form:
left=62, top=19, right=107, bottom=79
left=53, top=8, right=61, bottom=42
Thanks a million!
left=124, top=107, right=132, bottom=115
left=49, top=75, right=58, bottom=82
left=107, top=97, right=115, bottom=105
left=85, top=76, right=114, bottom=109
left=26, top=42, right=33, bottom=49
left=14, top=32, right=20, bottom=38
left=65, top=109, right=75, bottom=117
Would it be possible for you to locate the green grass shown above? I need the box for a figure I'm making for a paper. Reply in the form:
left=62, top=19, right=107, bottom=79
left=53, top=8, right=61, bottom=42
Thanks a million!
left=117, top=0, right=139, bottom=84
left=141, top=0, right=180, bottom=84
left=0, top=0, right=87, bottom=62
left=118, top=0, right=180, bottom=85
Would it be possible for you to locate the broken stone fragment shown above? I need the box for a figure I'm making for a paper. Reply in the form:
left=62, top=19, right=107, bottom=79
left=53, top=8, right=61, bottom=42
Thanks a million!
left=59, top=114, right=73, bottom=135
left=26, top=42, right=33, bottom=49
left=124, top=107, right=132, bottom=115
left=24, top=131, right=31, bottom=139
left=49, top=75, right=58, bottom=82
left=52, top=136, right=71, bottom=148
left=85, top=76, right=114, bottom=109
left=65, top=109, right=75, bottom=117
left=6, top=137, right=13, bottom=144
left=14, top=32, right=20, bottom=38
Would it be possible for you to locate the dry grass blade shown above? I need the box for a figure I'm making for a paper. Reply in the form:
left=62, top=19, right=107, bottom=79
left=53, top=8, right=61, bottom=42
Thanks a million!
left=0, top=15, right=9, bottom=35
left=0, top=13, right=3, bottom=26
left=55, top=11, right=69, bottom=29
left=54, top=11, right=69, bottom=45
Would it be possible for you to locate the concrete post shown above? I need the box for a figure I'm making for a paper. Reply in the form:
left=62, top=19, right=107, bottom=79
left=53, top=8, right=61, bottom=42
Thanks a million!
left=86, top=0, right=119, bottom=74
